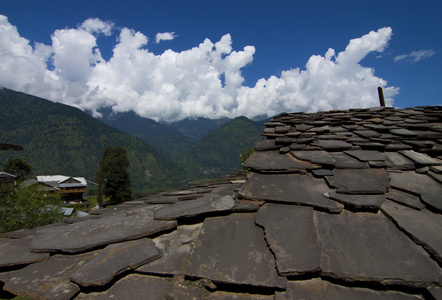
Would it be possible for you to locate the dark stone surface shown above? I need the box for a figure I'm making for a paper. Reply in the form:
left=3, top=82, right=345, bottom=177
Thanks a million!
left=311, top=169, right=334, bottom=177
left=399, top=150, right=442, bottom=166
left=381, top=200, right=442, bottom=265
left=3, top=252, right=98, bottom=300
left=70, top=238, right=162, bottom=287
left=0, top=238, right=49, bottom=267
left=315, top=210, right=442, bottom=288
left=389, top=171, right=442, bottom=211
left=75, top=274, right=171, bottom=299
left=310, top=140, right=353, bottom=151
left=254, top=139, right=278, bottom=151
left=137, top=224, right=202, bottom=275
left=255, top=204, right=321, bottom=276
left=153, top=195, right=235, bottom=220
left=328, top=191, right=386, bottom=211
left=325, top=168, right=390, bottom=194
left=245, top=151, right=319, bottom=173
left=290, top=150, right=336, bottom=167
left=185, top=213, right=287, bottom=289
left=275, top=278, right=422, bottom=300
left=344, top=150, right=386, bottom=161
left=31, top=206, right=177, bottom=253
left=329, top=152, right=369, bottom=169
left=239, top=173, right=343, bottom=213
left=207, top=291, right=274, bottom=299
left=385, top=152, right=415, bottom=170
left=385, top=189, right=425, bottom=210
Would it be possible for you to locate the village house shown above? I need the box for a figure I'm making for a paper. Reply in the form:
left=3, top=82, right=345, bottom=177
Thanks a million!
left=0, top=172, right=16, bottom=192
left=36, top=175, right=87, bottom=203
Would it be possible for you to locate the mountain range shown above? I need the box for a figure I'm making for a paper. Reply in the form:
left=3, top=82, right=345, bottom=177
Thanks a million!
left=0, top=88, right=268, bottom=194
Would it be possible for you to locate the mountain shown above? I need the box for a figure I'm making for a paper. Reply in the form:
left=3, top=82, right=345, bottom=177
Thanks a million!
left=99, top=110, right=196, bottom=160
left=169, top=117, right=231, bottom=140
left=0, top=88, right=180, bottom=193
left=176, top=116, right=267, bottom=179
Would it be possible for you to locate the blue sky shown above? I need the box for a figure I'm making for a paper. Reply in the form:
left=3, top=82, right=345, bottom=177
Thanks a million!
left=0, top=0, right=440, bottom=121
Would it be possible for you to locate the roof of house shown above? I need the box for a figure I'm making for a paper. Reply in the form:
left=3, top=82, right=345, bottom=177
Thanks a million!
left=0, top=106, right=441, bottom=299
left=0, top=172, right=15, bottom=178
left=36, top=175, right=87, bottom=188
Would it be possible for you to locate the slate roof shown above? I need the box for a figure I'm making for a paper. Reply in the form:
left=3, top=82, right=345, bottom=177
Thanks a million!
left=1, top=106, right=442, bottom=299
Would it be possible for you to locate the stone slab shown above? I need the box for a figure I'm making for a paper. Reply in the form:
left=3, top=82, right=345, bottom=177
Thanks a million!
left=389, top=171, right=442, bottom=212
left=185, top=213, right=287, bottom=289
left=255, top=204, right=321, bottom=276
left=153, top=195, right=234, bottom=220
left=245, top=151, right=319, bottom=173
left=207, top=291, right=274, bottom=299
left=314, top=210, right=442, bottom=288
left=310, top=140, right=353, bottom=151
left=399, top=150, right=442, bottom=166
left=329, top=152, right=369, bottom=169
left=381, top=200, right=442, bottom=265
left=0, top=238, right=49, bottom=267
left=325, top=168, right=390, bottom=194
left=391, top=128, right=418, bottom=137
left=275, top=278, right=422, bottom=300
left=328, top=191, right=386, bottom=211
left=385, top=152, right=415, bottom=170
left=344, top=150, right=386, bottom=161
left=70, top=238, right=162, bottom=287
left=31, top=206, right=177, bottom=253
left=3, top=252, right=98, bottom=300
left=137, top=224, right=202, bottom=275
left=290, top=150, right=336, bottom=167
left=75, top=274, right=170, bottom=299
left=239, top=173, right=343, bottom=213
left=385, top=189, right=425, bottom=210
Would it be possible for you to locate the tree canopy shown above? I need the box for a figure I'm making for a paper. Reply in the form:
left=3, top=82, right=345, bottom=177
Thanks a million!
left=3, top=157, right=33, bottom=182
left=98, top=146, right=132, bottom=204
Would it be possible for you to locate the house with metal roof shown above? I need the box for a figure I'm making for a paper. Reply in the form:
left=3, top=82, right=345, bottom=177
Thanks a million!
left=36, top=175, right=87, bottom=203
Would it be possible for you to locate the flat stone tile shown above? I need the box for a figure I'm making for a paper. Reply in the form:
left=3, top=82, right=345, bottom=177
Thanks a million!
left=427, top=286, right=442, bottom=300
left=255, top=139, right=279, bottom=151
left=153, top=195, right=234, bottom=220
left=314, top=210, right=442, bottom=288
left=208, top=291, right=274, bottom=299
left=275, top=278, right=422, bottom=300
left=185, top=213, right=287, bottom=289
left=399, top=150, right=442, bottom=166
left=330, top=152, right=370, bottom=169
left=385, top=152, right=415, bottom=170
left=239, top=173, right=343, bottom=213
left=3, top=252, right=98, bottom=300
left=328, top=191, right=386, bottom=211
left=344, top=150, right=386, bottom=161
left=325, top=168, right=390, bottom=194
left=0, top=238, right=49, bottom=267
left=354, top=130, right=381, bottom=138
left=137, top=224, right=202, bottom=275
left=290, top=150, right=336, bottom=167
left=310, top=140, right=353, bottom=151
left=385, top=189, right=425, bottom=210
left=391, top=128, right=418, bottom=137
left=255, top=204, right=321, bottom=276
left=70, top=238, right=161, bottom=287
left=31, top=206, right=177, bottom=253
left=245, top=151, right=319, bottom=173
left=75, top=274, right=170, bottom=299
left=381, top=200, right=442, bottom=265
left=389, top=172, right=442, bottom=212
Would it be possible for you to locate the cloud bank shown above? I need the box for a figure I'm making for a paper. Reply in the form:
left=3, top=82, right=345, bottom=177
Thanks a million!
left=394, top=49, right=436, bottom=64
left=0, top=15, right=398, bottom=122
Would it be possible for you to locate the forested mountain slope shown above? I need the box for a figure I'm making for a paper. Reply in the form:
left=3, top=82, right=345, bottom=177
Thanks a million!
left=0, top=88, right=179, bottom=193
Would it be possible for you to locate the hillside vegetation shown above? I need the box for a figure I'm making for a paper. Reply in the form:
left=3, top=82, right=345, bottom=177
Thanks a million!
left=0, top=88, right=179, bottom=193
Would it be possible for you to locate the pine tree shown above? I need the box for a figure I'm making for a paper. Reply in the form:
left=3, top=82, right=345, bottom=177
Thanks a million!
left=98, top=147, right=132, bottom=204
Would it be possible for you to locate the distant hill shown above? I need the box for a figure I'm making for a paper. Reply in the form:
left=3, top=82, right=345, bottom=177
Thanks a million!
left=0, top=88, right=180, bottom=193
left=176, top=116, right=267, bottom=179
left=99, top=110, right=197, bottom=160
left=169, top=117, right=231, bottom=140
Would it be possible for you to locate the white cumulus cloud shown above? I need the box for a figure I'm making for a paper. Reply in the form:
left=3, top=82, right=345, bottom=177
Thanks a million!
left=155, top=32, right=177, bottom=43
left=0, top=15, right=398, bottom=122
left=394, top=49, right=436, bottom=63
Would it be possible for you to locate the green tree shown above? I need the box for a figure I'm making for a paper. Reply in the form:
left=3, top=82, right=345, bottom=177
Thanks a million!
left=0, top=185, right=63, bottom=233
left=98, top=147, right=132, bottom=204
left=3, top=157, right=33, bottom=182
